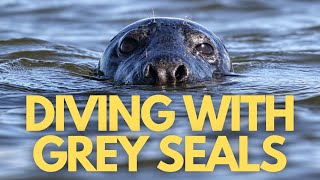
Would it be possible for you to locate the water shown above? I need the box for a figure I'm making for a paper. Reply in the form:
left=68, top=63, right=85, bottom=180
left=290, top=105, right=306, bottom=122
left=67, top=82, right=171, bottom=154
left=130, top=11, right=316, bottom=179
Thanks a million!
left=0, top=0, right=320, bottom=179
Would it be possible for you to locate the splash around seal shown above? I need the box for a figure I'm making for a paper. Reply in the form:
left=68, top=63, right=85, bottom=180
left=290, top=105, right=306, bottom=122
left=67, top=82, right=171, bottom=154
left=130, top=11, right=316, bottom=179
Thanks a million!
left=97, top=17, right=233, bottom=85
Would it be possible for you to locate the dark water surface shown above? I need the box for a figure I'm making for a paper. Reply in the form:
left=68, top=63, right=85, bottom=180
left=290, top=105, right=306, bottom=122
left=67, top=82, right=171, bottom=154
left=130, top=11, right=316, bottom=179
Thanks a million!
left=0, top=0, right=320, bottom=179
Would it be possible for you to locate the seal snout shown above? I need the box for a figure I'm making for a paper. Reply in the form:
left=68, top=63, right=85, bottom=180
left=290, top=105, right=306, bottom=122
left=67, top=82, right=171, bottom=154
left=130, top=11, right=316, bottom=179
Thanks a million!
left=144, top=63, right=189, bottom=85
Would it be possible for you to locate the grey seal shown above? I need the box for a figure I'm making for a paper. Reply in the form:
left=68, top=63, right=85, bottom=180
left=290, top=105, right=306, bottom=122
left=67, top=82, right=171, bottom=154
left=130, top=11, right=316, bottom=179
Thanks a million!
left=97, top=17, right=233, bottom=85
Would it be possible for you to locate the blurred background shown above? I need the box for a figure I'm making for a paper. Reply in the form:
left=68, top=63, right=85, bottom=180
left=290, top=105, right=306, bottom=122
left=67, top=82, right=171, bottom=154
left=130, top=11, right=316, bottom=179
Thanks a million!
left=0, top=0, right=320, bottom=179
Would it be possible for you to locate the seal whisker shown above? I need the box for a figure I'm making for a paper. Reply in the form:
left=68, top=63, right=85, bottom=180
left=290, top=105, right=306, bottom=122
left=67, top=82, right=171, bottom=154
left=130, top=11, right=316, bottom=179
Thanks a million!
left=183, top=16, right=192, bottom=25
left=145, top=9, right=156, bottom=23
left=152, top=9, right=156, bottom=23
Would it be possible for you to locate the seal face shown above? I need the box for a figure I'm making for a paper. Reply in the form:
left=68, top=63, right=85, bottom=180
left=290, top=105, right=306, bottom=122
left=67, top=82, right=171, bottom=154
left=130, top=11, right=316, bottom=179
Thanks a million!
left=97, top=17, right=233, bottom=85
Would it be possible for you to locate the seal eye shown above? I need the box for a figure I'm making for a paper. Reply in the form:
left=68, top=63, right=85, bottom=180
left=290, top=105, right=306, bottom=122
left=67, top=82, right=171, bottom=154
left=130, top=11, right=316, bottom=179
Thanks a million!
left=195, top=43, right=214, bottom=55
left=120, top=37, right=139, bottom=54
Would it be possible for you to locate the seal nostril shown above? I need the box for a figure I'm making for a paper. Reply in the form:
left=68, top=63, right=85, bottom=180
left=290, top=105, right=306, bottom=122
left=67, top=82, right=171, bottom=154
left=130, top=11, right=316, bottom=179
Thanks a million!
left=144, top=64, right=157, bottom=84
left=149, top=66, right=157, bottom=80
left=175, top=65, right=188, bottom=82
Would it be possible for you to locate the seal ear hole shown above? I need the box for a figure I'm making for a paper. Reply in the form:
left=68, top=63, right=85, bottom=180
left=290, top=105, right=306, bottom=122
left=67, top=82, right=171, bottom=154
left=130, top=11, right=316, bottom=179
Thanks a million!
left=119, top=37, right=139, bottom=54
left=175, top=65, right=188, bottom=82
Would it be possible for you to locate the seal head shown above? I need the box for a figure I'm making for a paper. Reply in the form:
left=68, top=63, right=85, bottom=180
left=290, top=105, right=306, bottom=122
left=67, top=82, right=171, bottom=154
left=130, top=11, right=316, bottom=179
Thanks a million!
left=97, top=17, right=233, bottom=85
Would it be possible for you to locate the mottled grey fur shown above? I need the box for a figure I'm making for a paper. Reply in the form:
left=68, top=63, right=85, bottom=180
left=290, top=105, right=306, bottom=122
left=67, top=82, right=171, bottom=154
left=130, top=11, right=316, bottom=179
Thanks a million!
left=97, top=17, right=233, bottom=85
